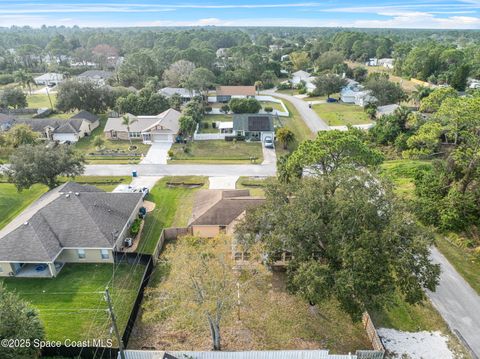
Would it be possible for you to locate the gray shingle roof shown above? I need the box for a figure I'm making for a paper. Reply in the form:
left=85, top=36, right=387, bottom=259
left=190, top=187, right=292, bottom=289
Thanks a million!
left=0, top=184, right=143, bottom=262
left=70, top=110, right=98, bottom=123
left=77, top=70, right=113, bottom=80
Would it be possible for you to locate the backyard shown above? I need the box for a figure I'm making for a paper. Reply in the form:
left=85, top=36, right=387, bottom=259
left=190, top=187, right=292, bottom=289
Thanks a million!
left=169, top=140, right=263, bottom=164
left=1, top=263, right=145, bottom=342
left=131, top=239, right=371, bottom=353
left=199, top=114, right=232, bottom=134
left=134, top=176, right=208, bottom=255
left=312, top=103, right=372, bottom=126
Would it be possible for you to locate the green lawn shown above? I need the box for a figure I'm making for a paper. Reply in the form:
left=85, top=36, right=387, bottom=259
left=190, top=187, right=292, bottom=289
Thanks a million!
left=58, top=175, right=132, bottom=192
left=272, top=96, right=314, bottom=157
left=436, top=236, right=480, bottom=295
left=135, top=176, right=208, bottom=254
left=313, top=103, right=371, bottom=126
left=0, top=183, right=48, bottom=230
left=236, top=176, right=272, bottom=196
left=304, top=93, right=340, bottom=102
left=169, top=140, right=263, bottom=164
left=1, top=263, right=145, bottom=343
left=75, top=115, right=150, bottom=164
left=199, top=114, right=232, bottom=134
left=261, top=101, right=284, bottom=112
left=27, top=93, right=56, bottom=109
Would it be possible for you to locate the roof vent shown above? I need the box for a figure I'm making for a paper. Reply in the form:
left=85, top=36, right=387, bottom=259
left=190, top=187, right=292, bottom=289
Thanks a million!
left=75, top=192, right=80, bottom=196
left=24, top=221, right=29, bottom=226
left=65, top=194, right=70, bottom=198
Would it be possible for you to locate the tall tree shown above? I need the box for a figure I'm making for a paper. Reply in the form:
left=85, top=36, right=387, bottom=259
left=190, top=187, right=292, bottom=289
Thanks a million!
left=122, top=115, right=138, bottom=145
left=4, top=124, right=38, bottom=148
left=312, top=74, right=347, bottom=98
left=8, top=144, right=85, bottom=190
left=162, top=60, right=196, bottom=87
left=236, top=173, right=440, bottom=320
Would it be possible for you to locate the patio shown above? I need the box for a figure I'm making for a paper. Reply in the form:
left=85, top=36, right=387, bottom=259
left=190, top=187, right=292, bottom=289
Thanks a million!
left=15, top=262, right=65, bottom=278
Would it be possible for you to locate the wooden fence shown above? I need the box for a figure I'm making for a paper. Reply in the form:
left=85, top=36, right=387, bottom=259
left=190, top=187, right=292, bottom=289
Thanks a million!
left=152, top=227, right=191, bottom=264
left=362, top=312, right=385, bottom=353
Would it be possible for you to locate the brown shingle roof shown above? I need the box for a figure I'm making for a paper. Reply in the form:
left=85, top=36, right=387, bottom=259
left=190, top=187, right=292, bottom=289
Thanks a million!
left=189, top=190, right=264, bottom=226
left=216, top=86, right=256, bottom=96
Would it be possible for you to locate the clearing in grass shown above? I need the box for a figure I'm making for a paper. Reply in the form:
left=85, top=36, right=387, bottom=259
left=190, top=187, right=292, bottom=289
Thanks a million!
left=313, top=103, right=371, bottom=126
left=27, top=93, right=56, bottom=109
left=169, top=140, right=263, bottom=164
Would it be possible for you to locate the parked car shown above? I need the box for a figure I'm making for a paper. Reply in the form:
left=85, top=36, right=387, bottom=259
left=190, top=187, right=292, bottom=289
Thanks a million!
left=264, top=136, right=274, bottom=149
left=326, top=97, right=338, bottom=103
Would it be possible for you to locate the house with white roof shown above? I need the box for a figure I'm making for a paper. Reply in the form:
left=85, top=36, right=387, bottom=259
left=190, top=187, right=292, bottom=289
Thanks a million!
left=104, top=108, right=181, bottom=144
left=159, top=87, right=199, bottom=102
left=340, top=80, right=377, bottom=107
left=291, top=70, right=317, bottom=92
left=34, top=73, right=64, bottom=86
left=378, top=58, right=394, bottom=69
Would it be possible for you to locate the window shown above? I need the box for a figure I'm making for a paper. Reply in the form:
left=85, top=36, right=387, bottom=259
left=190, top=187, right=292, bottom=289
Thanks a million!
left=128, top=132, right=141, bottom=138
left=77, top=249, right=86, bottom=259
left=0, top=266, right=3, bottom=273
left=100, top=249, right=110, bottom=260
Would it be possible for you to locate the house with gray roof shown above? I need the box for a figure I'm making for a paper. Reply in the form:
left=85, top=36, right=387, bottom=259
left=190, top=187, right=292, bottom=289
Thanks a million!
left=232, top=113, right=275, bottom=142
left=77, top=70, right=114, bottom=86
left=0, top=183, right=143, bottom=278
left=34, top=72, right=64, bottom=86
left=159, top=87, right=198, bottom=102
left=104, top=108, right=181, bottom=143
left=0, top=111, right=99, bottom=143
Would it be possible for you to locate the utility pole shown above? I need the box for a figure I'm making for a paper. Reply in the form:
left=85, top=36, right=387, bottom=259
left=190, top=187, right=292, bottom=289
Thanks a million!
left=105, top=288, right=126, bottom=359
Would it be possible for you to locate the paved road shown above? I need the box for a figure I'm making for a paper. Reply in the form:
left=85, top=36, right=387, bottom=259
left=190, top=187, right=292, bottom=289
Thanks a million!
left=428, top=246, right=480, bottom=358
left=262, top=89, right=330, bottom=132
left=84, top=163, right=276, bottom=177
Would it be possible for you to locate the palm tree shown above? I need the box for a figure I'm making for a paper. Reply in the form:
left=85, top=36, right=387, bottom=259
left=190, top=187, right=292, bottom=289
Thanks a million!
left=276, top=127, right=295, bottom=150
left=254, top=81, right=263, bottom=95
left=14, top=69, right=35, bottom=95
left=122, top=115, right=138, bottom=145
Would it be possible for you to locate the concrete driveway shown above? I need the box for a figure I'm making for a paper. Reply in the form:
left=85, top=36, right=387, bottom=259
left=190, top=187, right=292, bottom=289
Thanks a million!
left=209, top=176, right=239, bottom=189
left=262, top=146, right=277, bottom=165
left=428, top=247, right=480, bottom=358
left=140, top=142, right=172, bottom=164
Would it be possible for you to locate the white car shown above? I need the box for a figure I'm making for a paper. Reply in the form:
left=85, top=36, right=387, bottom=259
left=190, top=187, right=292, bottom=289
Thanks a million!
left=264, top=136, right=274, bottom=149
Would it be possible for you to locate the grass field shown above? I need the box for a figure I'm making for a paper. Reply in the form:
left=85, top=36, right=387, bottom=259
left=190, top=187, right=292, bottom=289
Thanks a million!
left=169, top=140, right=263, bottom=164
left=199, top=114, right=232, bottom=134
left=27, top=93, right=56, bottom=108
left=0, top=183, right=48, bottom=230
left=1, top=263, right=145, bottom=342
left=236, top=176, right=272, bottom=196
left=313, top=103, right=371, bottom=126
left=135, top=176, right=208, bottom=254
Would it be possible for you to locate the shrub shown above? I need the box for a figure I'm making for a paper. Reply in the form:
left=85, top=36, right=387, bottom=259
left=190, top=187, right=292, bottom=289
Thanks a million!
left=212, top=122, right=216, bottom=128
left=264, top=106, right=273, bottom=113
left=220, top=104, right=230, bottom=113
left=205, top=106, right=212, bottom=113
left=298, top=88, right=306, bottom=95
left=130, top=218, right=142, bottom=236
left=167, top=149, right=174, bottom=158
left=203, top=122, right=209, bottom=129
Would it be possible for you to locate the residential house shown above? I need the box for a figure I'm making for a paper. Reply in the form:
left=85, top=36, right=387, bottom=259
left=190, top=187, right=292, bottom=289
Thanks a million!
left=280, top=54, right=290, bottom=62
left=34, top=73, right=64, bottom=86
left=291, top=70, right=316, bottom=92
left=119, top=350, right=369, bottom=359
left=376, top=104, right=400, bottom=117
left=378, top=58, right=394, bottom=69
left=340, top=80, right=377, bottom=107
left=189, top=189, right=265, bottom=238
left=0, top=182, right=144, bottom=278
left=216, top=86, right=256, bottom=103
left=0, top=110, right=99, bottom=143
left=468, top=78, right=480, bottom=89
left=365, top=58, right=378, bottom=66
left=232, top=113, right=275, bottom=142
left=104, top=108, right=181, bottom=143
left=159, top=87, right=198, bottom=102
left=216, top=48, right=228, bottom=58
left=77, top=70, right=114, bottom=86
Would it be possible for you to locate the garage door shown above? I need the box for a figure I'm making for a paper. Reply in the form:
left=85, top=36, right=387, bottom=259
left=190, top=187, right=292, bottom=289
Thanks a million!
left=152, top=134, right=171, bottom=143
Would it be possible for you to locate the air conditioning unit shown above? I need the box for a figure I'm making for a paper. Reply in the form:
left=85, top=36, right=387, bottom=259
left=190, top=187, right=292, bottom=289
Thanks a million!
left=124, top=238, right=133, bottom=248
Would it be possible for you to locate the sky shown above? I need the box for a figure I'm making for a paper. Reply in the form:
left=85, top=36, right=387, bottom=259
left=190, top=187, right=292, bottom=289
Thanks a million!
left=0, top=0, right=479, bottom=29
